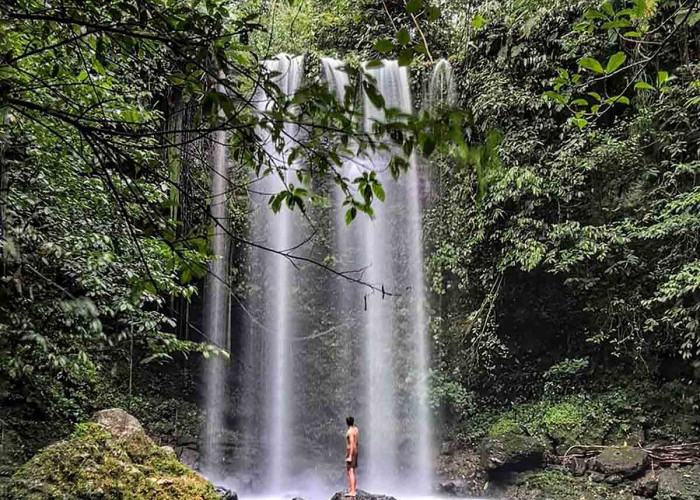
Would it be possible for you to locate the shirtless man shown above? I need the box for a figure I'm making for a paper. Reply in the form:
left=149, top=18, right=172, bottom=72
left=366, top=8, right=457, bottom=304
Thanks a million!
left=345, top=416, right=359, bottom=497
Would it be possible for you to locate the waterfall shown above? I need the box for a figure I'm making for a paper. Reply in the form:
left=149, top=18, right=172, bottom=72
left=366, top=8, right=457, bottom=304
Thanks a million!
left=250, top=54, right=305, bottom=492
left=323, top=58, right=432, bottom=493
left=232, top=56, right=431, bottom=496
left=427, top=58, right=455, bottom=111
left=202, top=97, right=231, bottom=477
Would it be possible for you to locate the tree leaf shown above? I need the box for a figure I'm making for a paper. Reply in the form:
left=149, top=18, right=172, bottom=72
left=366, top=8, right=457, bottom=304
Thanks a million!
left=373, top=39, right=395, bottom=53
left=603, top=19, right=632, bottom=29
left=426, top=6, right=440, bottom=21
left=345, top=206, right=357, bottom=225
left=406, top=0, right=422, bottom=14
left=606, top=52, right=626, bottom=73
left=396, top=28, right=410, bottom=46
left=371, top=182, right=386, bottom=202
left=634, top=81, right=655, bottom=91
left=398, top=48, right=414, bottom=67
left=579, top=57, right=604, bottom=74
left=544, top=91, right=568, bottom=105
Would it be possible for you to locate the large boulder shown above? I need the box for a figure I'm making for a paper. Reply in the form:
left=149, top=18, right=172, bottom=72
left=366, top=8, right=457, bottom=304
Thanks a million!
left=480, top=435, right=545, bottom=473
left=93, top=408, right=145, bottom=438
left=330, top=490, right=397, bottom=500
left=591, top=447, right=648, bottom=478
left=10, top=412, right=219, bottom=500
left=657, top=466, right=700, bottom=500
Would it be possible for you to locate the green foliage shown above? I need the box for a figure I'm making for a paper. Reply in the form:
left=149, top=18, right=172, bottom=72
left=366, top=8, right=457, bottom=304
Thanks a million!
left=488, top=418, right=521, bottom=438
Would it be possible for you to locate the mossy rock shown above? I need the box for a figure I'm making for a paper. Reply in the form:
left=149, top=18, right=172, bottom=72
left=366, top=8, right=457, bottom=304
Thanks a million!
left=10, top=422, right=219, bottom=500
left=657, top=466, right=700, bottom=500
left=591, top=447, right=648, bottom=478
left=480, top=435, right=545, bottom=472
left=543, top=403, right=585, bottom=453
left=513, top=469, right=634, bottom=500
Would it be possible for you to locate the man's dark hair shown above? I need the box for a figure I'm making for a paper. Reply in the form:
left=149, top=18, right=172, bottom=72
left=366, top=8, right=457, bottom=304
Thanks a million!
left=346, top=416, right=354, bottom=426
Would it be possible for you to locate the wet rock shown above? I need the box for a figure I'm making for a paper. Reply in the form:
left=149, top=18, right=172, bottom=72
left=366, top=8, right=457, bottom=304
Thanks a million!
left=592, top=447, right=648, bottom=478
left=634, top=472, right=659, bottom=498
left=438, top=478, right=469, bottom=496
left=330, top=490, right=397, bottom=500
left=480, top=435, right=545, bottom=472
left=178, top=445, right=200, bottom=470
left=214, top=485, right=238, bottom=500
left=92, top=408, right=144, bottom=438
left=605, top=474, right=624, bottom=485
left=589, top=471, right=606, bottom=483
left=657, top=466, right=700, bottom=500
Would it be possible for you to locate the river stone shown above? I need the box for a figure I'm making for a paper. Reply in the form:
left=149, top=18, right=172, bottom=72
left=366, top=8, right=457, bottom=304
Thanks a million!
left=657, top=466, right=700, bottom=500
left=330, top=490, right=397, bottom=500
left=480, top=435, right=545, bottom=472
left=592, top=447, right=648, bottom=478
left=92, top=408, right=145, bottom=438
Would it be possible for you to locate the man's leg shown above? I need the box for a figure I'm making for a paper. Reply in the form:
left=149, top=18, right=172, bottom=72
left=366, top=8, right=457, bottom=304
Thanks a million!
left=349, top=468, right=356, bottom=496
left=346, top=465, right=352, bottom=495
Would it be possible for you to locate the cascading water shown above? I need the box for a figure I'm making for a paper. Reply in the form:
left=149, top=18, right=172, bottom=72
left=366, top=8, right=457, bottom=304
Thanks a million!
left=427, top=58, right=455, bottom=111
left=358, top=60, right=431, bottom=492
left=232, top=56, right=432, bottom=496
left=203, top=104, right=231, bottom=477
left=250, top=54, right=305, bottom=492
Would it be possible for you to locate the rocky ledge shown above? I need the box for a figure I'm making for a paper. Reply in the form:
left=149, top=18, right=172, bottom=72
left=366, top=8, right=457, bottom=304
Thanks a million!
left=330, top=490, right=397, bottom=500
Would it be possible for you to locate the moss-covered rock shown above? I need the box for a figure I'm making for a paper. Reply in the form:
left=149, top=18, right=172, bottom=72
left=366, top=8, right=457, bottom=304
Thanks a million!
left=542, top=403, right=585, bottom=453
left=506, top=469, right=635, bottom=500
left=657, top=466, right=700, bottom=500
left=480, top=435, right=545, bottom=472
left=10, top=417, right=219, bottom=500
left=591, top=447, right=648, bottom=478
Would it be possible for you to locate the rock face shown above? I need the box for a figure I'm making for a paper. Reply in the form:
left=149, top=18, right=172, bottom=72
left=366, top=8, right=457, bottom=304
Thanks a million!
left=11, top=410, right=219, bottom=500
left=437, top=446, right=487, bottom=496
left=657, top=466, right=700, bottom=500
left=480, top=435, right=545, bottom=473
left=93, top=408, right=145, bottom=438
left=330, top=490, right=397, bottom=500
left=591, top=447, right=648, bottom=478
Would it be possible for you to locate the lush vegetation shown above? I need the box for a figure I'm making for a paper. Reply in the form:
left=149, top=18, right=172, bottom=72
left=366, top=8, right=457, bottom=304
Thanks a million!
left=1, top=0, right=699, bottom=497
